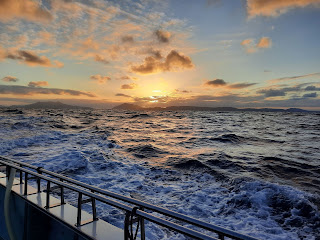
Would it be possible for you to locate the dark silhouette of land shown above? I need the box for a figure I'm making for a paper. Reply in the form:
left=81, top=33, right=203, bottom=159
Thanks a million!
left=113, top=103, right=312, bottom=112
left=0, top=101, right=315, bottom=112
left=12, top=101, right=92, bottom=110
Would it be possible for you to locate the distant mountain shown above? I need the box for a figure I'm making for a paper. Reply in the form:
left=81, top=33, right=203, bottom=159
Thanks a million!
left=112, top=103, right=143, bottom=110
left=112, top=103, right=312, bottom=112
left=16, top=101, right=92, bottom=110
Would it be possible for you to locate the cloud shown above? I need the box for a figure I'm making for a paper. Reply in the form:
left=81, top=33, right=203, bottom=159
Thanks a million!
left=241, top=37, right=272, bottom=53
left=2, top=76, right=18, bottom=82
left=247, top=0, right=320, bottom=18
left=205, top=79, right=227, bottom=87
left=0, top=85, right=95, bottom=97
left=131, top=50, right=194, bottom=75
left=134, top=95, right=171, bottom=103
left=241, top=39, right=253, bottom=46
left=118, top=76, right=138, bottom=81
left=257, top=89, right=286, bottom=97
left=257, top=37, right=272, bottom=48
left=121, top=35, right=134, bottom=43
left=121, top=83, right=137, bottom=89
left=0, top=0, right=52, bottom=23
left=90, top=75, right=111, bottom=84
left=227, top=83, right=257, bottom=89
left=154, top=30, right=171, bottom=43
left=139, top=48, right=163, bottom=59
left=115, top=93, right=132, bottom=98
left=28, top=81, right=49, bottom=87
left=5, top=50, right=64, bottom=68
left=305, top=85, right=320, bottom=91
left=302, top=92, right=318, bottom=98
left=269, top=72, right=320, bottom=83
left=94, top=55, right=109, bottom=64
left=204, top=79, right=256, bottom=89
left=175, top=89, right=191, bottom=93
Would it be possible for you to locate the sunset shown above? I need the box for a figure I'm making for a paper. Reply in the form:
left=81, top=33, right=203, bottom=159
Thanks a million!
left=0, top=1, right=319, bottom=240
left=1, top=0, right=319, bottom=109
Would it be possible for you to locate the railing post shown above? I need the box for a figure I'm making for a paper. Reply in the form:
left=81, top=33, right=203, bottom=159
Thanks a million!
left=92, top=198, right=97, bottom=221
left=60, top=178, right=65, bottom=205
left=140, top=207, right=145, bottom=240
left=218, top=233, right=225, bottom=240
left=45, top=181, right=50, bottom=209
left=6, top=165, right=11, bottom=179
left=19, top=164, right=23, bottom=184
left=24, top=172, right=28, bottom=195
left=124, top=211, right=131, bottom=240
left=76, top=192, right=82, bottom=226
left=37, top=167, right=42, bottom=193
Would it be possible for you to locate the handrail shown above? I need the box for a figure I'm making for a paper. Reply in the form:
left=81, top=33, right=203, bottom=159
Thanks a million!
left=0, top=156, right=259, bottom=240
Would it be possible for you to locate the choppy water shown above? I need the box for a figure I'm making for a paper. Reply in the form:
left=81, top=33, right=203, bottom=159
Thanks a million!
left=0, top=108, right=319, bottom=239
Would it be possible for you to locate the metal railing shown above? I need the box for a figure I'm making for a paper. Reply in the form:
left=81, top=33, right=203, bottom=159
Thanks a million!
left=0, top=156, right=259, bottom=240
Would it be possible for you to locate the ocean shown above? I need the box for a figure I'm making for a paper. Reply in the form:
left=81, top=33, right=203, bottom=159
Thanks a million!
left=0, top=109, right=319, bottom=239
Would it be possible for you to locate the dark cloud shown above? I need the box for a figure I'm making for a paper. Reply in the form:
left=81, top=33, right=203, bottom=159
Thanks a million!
left=28, top=81, right=49, bottom=87
left=0, top=85, right=95, bottom=97
left=145, top=48, right=163, bottom=59
left=121, top=35, right=134, bottom=43
left=94, top=55, right=109, bottom=64
left=303, top=92, right=317, bottom=98
left=305, top=85, right=320, bottom=91
left=228, top=83, right=256, bottom=89
left=131, top=50, right=193, bottom=75
left=154, top=30, right=171, bottom=43
left=175, top=89, right=191, bottom=93
left=5, top=50, right=63, bottom=67
left=137, top=48, right=163, bottom=59
left=115, top=93, right=131, bottom=98
left=121, top=83, right=137, bottom=89
left=205, top=79, right=227, bottom=87
left=269, top=72, right=320, bottom=83
left=257, top=89, right=286, bottom=97
left=2, top=76, right=18, bottom=82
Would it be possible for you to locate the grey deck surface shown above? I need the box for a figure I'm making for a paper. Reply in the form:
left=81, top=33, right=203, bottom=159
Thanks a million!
left=0, top=172, right=123, bottom=240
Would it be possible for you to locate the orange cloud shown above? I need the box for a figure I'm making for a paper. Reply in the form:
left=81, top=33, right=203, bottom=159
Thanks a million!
left=0, top=0, right=52, bottom=23
left=2, top=76, right=19, bottom=82
left=28, top=81, right=49, bottom=87
left=241, top=39, right=253, bottom=46
left=241, top=37, right=272, bottom=53
left=90, top=75, right=111, bottom=84
left=131, top=50, right=194, bottom=75
left=247, top=0, right=320, bottom=17
left=121, top=83, right=138, bottom=90
left=94, top=55, right=109, bottom=64
left=257, top=37, right=272, bottom=48
left=5, top=50, right=64, bottom=68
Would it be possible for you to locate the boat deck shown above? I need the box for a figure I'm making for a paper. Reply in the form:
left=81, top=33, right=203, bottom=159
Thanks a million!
left=0, top=172, right=123, bottom=240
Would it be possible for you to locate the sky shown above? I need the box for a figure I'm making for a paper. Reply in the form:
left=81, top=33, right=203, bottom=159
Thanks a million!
left=0, top=0, right=320, bottom=109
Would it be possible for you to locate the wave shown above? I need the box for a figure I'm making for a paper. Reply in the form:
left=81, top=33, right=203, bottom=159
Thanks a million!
left=126, top=144, right=168, bottom=158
